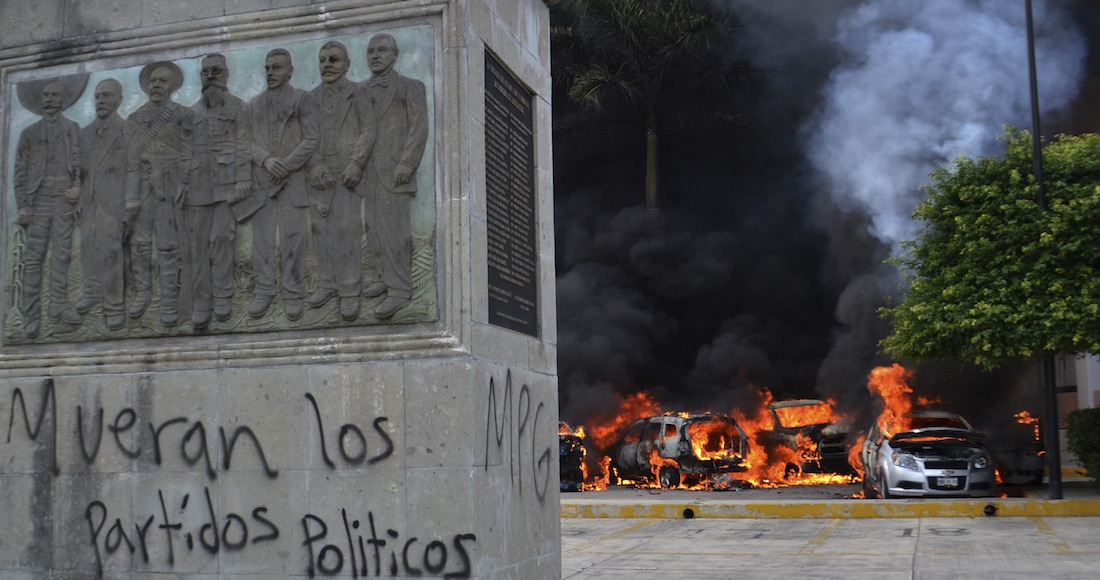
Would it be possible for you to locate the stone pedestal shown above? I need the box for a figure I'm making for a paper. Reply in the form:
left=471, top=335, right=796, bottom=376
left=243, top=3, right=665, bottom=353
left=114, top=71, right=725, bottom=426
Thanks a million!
left=0, top=1, right=559, bottom=578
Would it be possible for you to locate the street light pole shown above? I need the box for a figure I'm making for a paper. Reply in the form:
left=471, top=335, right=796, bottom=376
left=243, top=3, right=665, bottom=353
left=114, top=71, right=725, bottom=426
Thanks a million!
left=1025, top=0, right=1063, bottom=500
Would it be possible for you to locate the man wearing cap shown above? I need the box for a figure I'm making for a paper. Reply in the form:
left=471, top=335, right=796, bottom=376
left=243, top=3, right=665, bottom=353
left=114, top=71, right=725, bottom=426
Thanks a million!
left=188, top=53, right=252, bottom=329
left=126, top=60, right=195, bottom=328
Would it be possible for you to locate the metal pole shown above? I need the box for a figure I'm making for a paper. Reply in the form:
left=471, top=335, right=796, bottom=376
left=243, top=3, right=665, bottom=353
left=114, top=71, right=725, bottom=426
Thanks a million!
left=1025, top=0, right=1062, bottom=499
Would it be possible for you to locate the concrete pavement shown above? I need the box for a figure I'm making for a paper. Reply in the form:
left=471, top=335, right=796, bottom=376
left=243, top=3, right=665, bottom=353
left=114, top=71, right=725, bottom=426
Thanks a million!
left=561, top=515, right=1100, bottom=579
left=560, top=479, right=1100, bottom=579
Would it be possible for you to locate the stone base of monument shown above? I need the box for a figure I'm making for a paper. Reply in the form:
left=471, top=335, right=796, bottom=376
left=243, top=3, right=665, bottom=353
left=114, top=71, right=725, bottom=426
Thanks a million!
left=0, top=1, right=559, bottom=578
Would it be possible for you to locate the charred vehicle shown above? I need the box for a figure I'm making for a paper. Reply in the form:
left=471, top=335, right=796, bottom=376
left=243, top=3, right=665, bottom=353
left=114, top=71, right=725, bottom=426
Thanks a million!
left=559, top=433, right=587, bottom=492
left=761, top=399, right=854, bottom=476
left=607, top=414, right=748, bottom=488
left=860, top=409, right=996, bottom=498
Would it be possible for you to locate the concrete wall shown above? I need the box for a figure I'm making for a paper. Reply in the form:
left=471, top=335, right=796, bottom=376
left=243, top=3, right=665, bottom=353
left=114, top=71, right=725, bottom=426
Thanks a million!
left=0, top=1, right=559, bottom=578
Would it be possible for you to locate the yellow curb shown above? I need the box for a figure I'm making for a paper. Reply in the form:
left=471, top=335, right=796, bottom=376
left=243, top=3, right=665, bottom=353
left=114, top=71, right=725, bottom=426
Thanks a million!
left=560, top=499, right=1100, bottom=519
left=1062, top=466, right=1088, bottom=478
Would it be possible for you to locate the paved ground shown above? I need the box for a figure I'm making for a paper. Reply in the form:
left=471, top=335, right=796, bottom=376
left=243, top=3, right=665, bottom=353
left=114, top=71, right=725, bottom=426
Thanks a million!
left=562, top=515, right=1100, bottom=579
left=560, top=480, right=1100, bottom=579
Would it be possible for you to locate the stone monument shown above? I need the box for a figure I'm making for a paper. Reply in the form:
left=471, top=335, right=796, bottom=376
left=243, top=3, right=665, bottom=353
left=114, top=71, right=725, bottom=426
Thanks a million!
left=0, top=1, right=559, bottom=578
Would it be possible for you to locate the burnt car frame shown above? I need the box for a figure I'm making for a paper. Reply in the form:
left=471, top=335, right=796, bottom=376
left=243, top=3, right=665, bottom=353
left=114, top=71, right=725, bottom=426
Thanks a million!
left=860, top=409, right=996, bottom=498
left=607, top=414, right=748, bottom=488
left=761, top=399, right=854, bottom=476
left=559, top=433, right=586, bottom=492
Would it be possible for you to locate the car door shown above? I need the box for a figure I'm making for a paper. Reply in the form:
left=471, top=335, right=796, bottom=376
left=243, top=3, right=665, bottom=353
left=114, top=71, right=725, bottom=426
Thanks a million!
left=614, top=421, right=645, bottom=477
left=861, top=424, right=883, bottom=487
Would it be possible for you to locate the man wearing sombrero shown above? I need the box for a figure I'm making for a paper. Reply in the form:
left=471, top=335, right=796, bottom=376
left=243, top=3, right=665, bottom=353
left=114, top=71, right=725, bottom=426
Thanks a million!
left=125, top=60, right=196, bottom=328
left=13, top=78, right=85, bottom=338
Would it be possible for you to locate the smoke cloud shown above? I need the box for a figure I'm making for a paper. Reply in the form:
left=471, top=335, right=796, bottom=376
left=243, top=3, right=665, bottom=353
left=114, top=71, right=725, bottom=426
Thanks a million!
left=554, top=0, right=1097, bottom=438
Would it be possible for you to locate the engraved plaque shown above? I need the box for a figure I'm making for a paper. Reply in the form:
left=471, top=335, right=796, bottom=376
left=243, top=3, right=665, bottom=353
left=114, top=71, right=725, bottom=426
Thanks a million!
left=484, top=51, right=538, bottom=337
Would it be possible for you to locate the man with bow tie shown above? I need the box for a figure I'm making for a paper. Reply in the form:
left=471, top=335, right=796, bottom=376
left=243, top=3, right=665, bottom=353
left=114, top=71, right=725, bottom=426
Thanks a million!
left=76, top=78, right=136, bottom=332
left=358, top=34, right=428, bottom=320
left=246, top=48, right=319, bottom=321
left=304, top=40, right=375, bottom=322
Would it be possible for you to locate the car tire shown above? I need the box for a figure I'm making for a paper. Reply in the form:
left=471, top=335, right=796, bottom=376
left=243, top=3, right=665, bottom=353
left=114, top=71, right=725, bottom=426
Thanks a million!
left=862, top=476, right=878, bottom=499
left=784, top=462, right=800, bottom=480
left=879, top=470, right=892, bottom=499
left=658, top=466, right=681, bottom=489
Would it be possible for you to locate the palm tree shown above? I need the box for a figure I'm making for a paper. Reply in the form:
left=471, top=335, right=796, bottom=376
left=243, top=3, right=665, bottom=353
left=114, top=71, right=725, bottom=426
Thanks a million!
left=551, top=0, right=758, bottom=209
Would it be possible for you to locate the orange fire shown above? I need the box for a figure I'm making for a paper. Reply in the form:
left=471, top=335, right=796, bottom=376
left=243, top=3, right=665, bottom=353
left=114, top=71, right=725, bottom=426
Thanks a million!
left=586, top=391, right=662, bottom=452
left=1015, top=410, right=1040, bottom=441
left=848, top=363, right=920, bottom=477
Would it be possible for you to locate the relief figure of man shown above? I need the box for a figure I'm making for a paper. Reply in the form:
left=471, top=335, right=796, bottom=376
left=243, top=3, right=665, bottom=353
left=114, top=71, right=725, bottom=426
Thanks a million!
left=360, top=34, right=429, bottom=320
left=126, top=61, right=194, bottom=328
left=246, top=48, right=318, bottom=321
left=13, top=80, right=84, bottom=338
left=76, top=79, right=136, bottom=331
left=188, top=53, right=252, bottom=329
left=304, top=41, right=375, bottom=321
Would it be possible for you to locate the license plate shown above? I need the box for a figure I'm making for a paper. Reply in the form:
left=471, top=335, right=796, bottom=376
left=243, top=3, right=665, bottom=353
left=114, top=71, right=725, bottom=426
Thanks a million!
left=936, top=477, right=959, bottom=488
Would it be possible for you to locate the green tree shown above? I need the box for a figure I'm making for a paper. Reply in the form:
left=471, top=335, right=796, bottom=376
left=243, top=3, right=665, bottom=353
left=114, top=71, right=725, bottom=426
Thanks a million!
left=883, top=127, right=1100, bottom=369
left=551, top=0, right=758, bottom=209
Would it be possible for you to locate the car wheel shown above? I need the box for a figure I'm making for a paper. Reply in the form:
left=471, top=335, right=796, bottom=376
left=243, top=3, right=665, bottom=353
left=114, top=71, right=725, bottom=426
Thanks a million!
left=658, top=466, right=681, bottom=489
left=879, top=470, right=892, bottom=499
left=862, top=476, right=878, bottom=499
left=784, top=462, right=800, bottom=480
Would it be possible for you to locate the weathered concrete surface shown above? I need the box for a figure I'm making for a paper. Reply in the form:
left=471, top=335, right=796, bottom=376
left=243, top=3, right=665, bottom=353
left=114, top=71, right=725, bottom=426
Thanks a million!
left=561, top=515, right=1100, bottom=580
left=0, top=1, right=560, bottom=578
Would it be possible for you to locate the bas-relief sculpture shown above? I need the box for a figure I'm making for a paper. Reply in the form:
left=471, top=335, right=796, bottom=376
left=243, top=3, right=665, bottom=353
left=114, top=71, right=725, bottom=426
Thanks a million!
left=3, top=29, right=436, bottom=344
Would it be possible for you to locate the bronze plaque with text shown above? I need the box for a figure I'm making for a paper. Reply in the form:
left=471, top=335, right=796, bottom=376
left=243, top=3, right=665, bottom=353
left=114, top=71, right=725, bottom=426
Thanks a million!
left=484, top=51, right=539, bottom=337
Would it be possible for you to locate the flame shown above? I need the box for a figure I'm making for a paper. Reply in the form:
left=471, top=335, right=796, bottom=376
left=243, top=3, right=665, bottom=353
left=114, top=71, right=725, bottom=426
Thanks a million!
left=773, top=401, right=839, bottom=429
left=848, top=363, right=919, bottom=478
left=868, top=364, right=916, bottom=438
left=586, top=391, right=663, bottom=452
left=1015, top=410, right=1041, bottom=442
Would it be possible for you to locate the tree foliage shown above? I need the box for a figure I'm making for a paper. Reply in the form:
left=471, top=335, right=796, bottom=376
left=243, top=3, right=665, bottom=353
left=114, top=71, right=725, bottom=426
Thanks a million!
left=550, top=0, right=758, bottom=209
left=883, top=127, right=1100, bottom=369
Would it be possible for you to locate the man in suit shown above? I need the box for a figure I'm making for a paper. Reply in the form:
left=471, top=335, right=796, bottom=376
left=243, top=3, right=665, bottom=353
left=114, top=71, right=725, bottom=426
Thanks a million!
left=76, top=78, right=135, bottom=331
left=13, top=79, right=84, bottom=338
left=246, top=48, right=318, bottom=321
left=360, top=34, right=429, bottom=320
left=126, top=61, right=194, bottom=328
left=188, top=53, right=252, bottom=329
left=304, top=40, right=375, bottom=321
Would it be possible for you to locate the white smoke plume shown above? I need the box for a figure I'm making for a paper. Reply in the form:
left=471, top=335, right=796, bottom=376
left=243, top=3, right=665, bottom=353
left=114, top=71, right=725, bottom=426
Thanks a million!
left=806, top=0, right=1087, bottom=247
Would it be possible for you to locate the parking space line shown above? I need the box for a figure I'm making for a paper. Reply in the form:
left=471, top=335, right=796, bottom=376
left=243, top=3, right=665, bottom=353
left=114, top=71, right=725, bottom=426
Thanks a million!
left=1029, top=516, right=1084, bottom=555
left=563, top=519, right=659, bottom=553
left=797, top=518, right=843, bottom=555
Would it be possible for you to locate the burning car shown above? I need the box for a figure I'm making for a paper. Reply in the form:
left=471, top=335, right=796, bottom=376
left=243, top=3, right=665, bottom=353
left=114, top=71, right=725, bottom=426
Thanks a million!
left=607, top=414, right=748, bottom=488
left=560, top=432, right=587, bottom=492
left=860, top=409, right=996, bottom=498
left=760, top=399, right=854, bottom=476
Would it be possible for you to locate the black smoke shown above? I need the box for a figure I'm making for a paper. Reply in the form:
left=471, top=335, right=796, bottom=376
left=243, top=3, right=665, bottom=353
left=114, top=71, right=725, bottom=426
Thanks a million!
left=553, top=0, right=1100, bottom=436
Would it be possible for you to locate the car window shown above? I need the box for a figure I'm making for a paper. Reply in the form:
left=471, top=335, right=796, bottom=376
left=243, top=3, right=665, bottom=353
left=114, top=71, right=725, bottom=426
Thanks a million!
left=664, top=423, right=678, bottom=440
left=641, top=421, right=662, bottom=442
left=620, top=422, right=643, bottom=444
left=773, top=402, right=834, bottom=428
left=910, top=416, right=969, bottom=430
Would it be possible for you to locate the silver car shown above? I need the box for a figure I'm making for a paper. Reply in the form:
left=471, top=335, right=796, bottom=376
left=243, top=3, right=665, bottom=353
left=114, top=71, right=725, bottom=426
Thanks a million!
left=860, top=409, right=996, bottom=498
